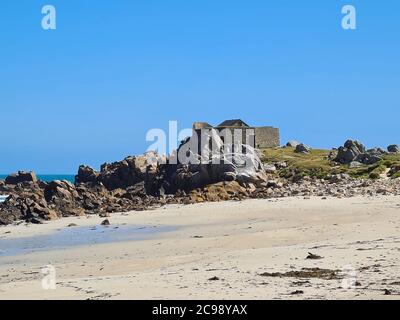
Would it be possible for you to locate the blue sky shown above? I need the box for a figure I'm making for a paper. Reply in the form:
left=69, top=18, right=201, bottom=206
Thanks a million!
left=1, top=0, right=399, bottom=173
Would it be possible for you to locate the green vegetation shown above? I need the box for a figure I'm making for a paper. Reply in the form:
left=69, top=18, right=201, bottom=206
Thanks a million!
left=261, top=147, right=400, bottom=180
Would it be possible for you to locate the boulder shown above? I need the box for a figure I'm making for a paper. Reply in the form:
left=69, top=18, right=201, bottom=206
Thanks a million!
left=388, top=145, right=400, bottom=153
left=294, top=144, right=311, bottom=154
left=44, top=180, right=84, bottom=217
left=335, top=140, right=365, bottom=164
left=335, top=140, right=382, bottom=165
left=285, top=140, right=300, bottom=148
left=349, top=161, right=362, bottom=168
left=97, top=152, right=165, bottom=192
left=330, top=173, right=351, bottom=183
left=199, top=181, right=249, bottom=202
left=44, top=180, right=79, bottom=202
left=75, top=165, right=99, bottom=184
left=264, top=164, right=277, bottom=173
left=5, top=171, right=37, bottom=185
left=163, top=133, right=267, bottom=193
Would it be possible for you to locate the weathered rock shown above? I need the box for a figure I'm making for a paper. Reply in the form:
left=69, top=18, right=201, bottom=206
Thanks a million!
left=329, top=173, right=351, bottom=183
left=191, top=181, right=249, bottom=203
left=264, top=164, right=277, bottom=173
left=5, top=171, right=37, bottom=185
left=75, top=165, right=99, bottom=184
left=355, top=153, right=382, bottom=165
left=274, top=161, right=288, bottom=169
left=335, top=140, right=383, bottom=165
left=44, top=180, right=78, bottom=202
left=285, top=140, right=300, bottom=148
left=2, top=141, right=400, bottom=226
left=349, top=161, right=362, bottom=168
left=387, top=145, right=400, bottom=153
left=335, top=140, right=365, bottom=164
left=294, top=144, right=311, bottom=154
left=163, top=134, right=267, bottom=193
left=96, top=152, right=165, bottom=194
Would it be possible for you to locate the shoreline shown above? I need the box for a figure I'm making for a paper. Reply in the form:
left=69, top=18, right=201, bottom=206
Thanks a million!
left=1, top=195, right=400, bottom=299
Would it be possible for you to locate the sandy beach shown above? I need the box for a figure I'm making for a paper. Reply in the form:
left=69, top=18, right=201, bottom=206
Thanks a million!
left=1, top=196, right=400, bottom=300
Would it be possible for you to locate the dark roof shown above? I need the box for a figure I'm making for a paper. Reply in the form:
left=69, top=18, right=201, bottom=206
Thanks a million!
left=217, top=119, right=250, bottom=127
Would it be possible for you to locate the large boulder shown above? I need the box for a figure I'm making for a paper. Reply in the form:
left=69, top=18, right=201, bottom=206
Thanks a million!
left=388, top=145, right=400, bottom=153
left=44, top=180, right=79, bottom=202
left=44, top=180, right=84, bottom=217
left=335, top=140, right=383, bottom=165
left=335, top=140, right=365, bottom=164
left=294, top=144, right=311, bottom=154
left=75, top=165, right=99, bottom=184
left=5, top=171, right=37, bottom=185
left=163, top=132, right=267, bottom=193
left=0, top=181, right=58, bottom=224
left=355, top=148, right=384, bottom=165
left=97, top=152, right=165, bottom=192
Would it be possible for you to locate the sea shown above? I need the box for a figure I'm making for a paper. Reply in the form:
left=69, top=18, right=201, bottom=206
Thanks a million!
left=0, top=175, right=75, bottom=183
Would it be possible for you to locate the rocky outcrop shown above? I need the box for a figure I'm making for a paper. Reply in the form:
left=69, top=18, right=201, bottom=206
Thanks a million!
left=75, top=165, right=99, bottom=184
left=335, top=140, right=365, bottom=164
left=161, top=132, right=268, bottom=193
left=294, top=144, right=311, bottom=154
left=388, top=145, right=399, bottom=153
left=75, top=152, right=165, bottom=195
left=2, top=139, right=400, bottom=226
left=334, top=140, right=384, bottom=165
left=44, top=180, right=85, bottom=217
left=5, top=171, right=37, bottom=185
left=0, top=181, right=57, bottom=225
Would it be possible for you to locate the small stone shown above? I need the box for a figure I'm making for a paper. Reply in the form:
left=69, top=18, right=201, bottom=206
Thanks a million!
left=290, top=290, right=304, bottom=295
left=208, top=276, right=220, bottom=281
left=306, top=252, right=323, bottom=260
left=384, top=289, right=392, bottom=295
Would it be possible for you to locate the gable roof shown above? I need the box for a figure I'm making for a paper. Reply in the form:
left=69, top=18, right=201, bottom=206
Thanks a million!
left=217, top=119, right=250, bottom=127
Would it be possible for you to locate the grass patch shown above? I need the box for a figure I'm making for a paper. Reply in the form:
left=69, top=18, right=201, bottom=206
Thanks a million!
left=262, top=147, right=400, bottom=180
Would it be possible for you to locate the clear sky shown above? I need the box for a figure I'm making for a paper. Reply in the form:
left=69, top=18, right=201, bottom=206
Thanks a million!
left=1, top=0, right=399, bottom=173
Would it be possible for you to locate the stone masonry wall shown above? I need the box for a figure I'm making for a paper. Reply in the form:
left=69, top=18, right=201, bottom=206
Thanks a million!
left=255, top=127, right=280, bottom=148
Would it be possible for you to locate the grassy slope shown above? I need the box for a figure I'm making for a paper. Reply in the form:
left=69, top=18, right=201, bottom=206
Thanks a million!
left=262, top=147, right=400, bottom=180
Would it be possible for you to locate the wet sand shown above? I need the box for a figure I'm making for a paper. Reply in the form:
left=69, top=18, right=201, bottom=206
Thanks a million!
left=0, top=196, right=400, bottom=300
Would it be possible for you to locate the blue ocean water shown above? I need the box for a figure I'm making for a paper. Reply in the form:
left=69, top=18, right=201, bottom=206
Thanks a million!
left=0, top=174, right=75, bottom=183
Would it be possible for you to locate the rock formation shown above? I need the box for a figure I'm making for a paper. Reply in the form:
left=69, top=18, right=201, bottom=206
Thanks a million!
left=1, top=138, right=400, bottom=226
left=388, top=145, right=399, bottom=153
left=294, top=144, right=311, bottom=154
left=334, top=140, right=385, bottom=165
left=5, top=171, right=37, bottom=185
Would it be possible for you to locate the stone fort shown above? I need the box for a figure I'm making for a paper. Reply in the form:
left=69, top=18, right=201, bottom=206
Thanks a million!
left=192, top=119, right=280, bottom=149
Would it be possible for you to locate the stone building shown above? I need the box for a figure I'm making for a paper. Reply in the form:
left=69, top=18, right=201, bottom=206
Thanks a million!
left=192, top=119, right=280, bottom=150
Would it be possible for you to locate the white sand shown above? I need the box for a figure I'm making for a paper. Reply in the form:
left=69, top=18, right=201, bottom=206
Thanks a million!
left=1, top=196, right=400, bottom=300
